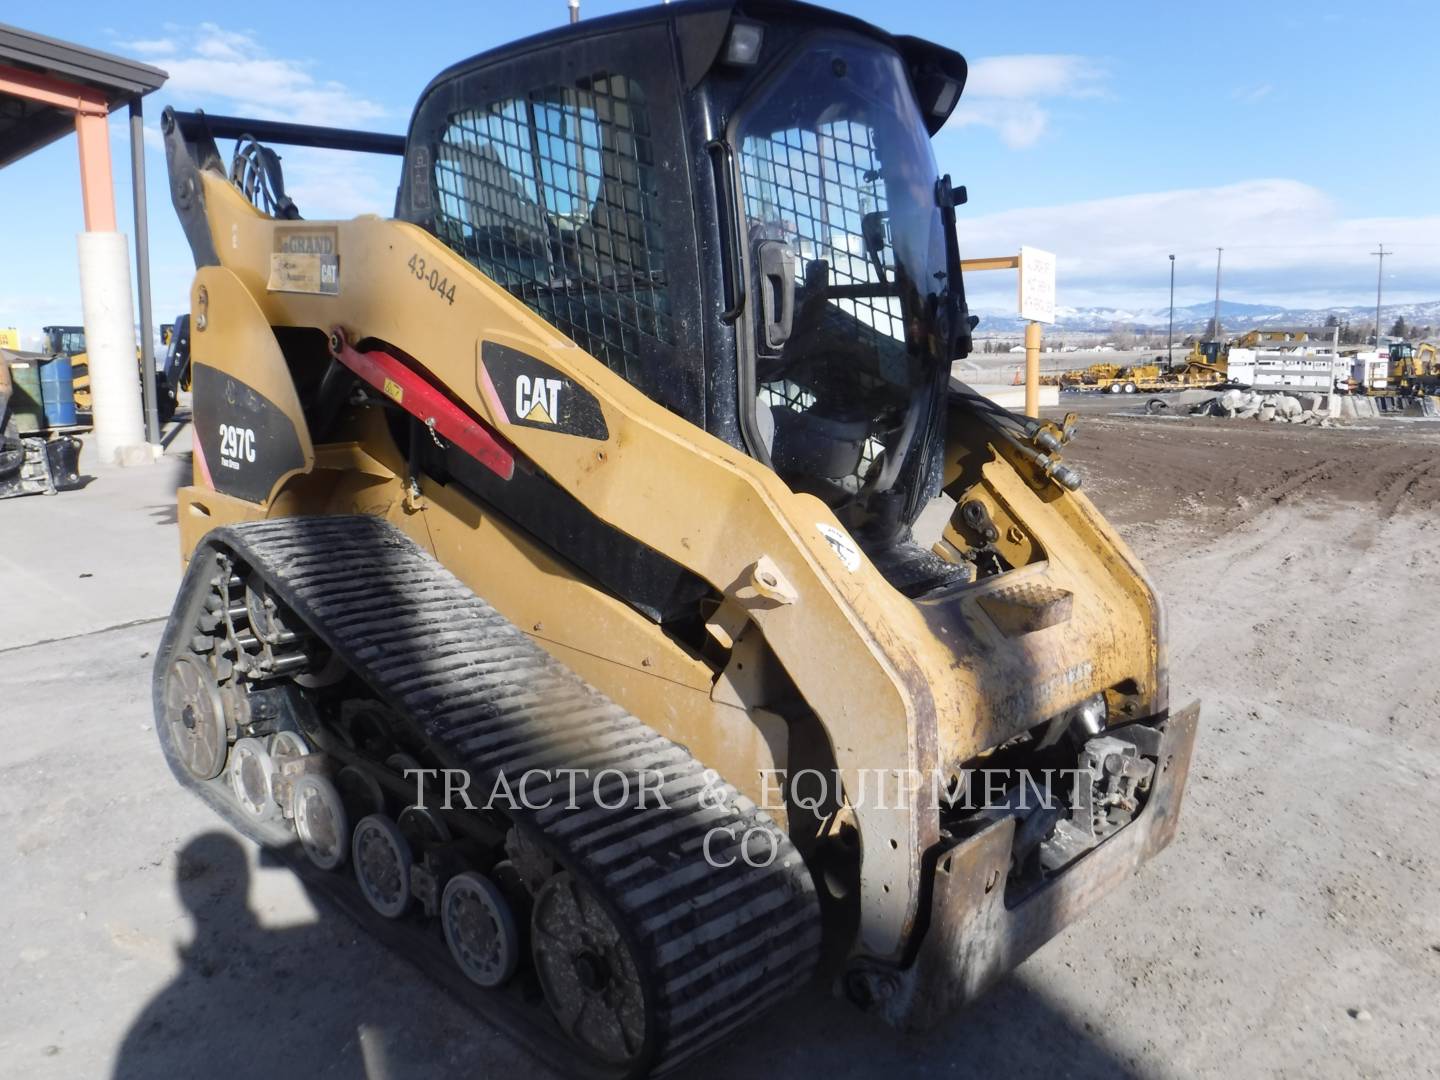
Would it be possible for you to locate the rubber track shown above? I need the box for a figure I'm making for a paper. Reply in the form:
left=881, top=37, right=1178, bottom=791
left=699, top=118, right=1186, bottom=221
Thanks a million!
left=177, top=515, right=820, bottom=1074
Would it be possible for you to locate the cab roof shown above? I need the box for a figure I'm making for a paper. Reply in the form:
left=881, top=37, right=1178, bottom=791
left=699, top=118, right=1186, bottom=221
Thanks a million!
left=416, top=0, right=965, bottom=134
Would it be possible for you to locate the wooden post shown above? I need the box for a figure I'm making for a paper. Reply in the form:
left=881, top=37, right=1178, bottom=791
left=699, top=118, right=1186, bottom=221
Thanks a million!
left=1024, top=321, right=1042, bottom=418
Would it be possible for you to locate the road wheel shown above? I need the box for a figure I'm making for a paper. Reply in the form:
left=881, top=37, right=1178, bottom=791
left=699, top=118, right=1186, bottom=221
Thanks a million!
left=352, top=814, right=413, bottom=919
left=293, top=774, right=349, bottom=871
left=443, top=871, right=521, bottom=988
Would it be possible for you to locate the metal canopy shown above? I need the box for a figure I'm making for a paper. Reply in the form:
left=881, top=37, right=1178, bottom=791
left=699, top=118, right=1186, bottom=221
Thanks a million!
left=0, top=22, right=166, bottom=167
left=0, top=22, right=169, bottom=449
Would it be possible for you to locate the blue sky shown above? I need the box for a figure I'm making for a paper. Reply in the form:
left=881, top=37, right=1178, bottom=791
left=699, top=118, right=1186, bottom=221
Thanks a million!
left=4, top=0, right=1438, bottom=345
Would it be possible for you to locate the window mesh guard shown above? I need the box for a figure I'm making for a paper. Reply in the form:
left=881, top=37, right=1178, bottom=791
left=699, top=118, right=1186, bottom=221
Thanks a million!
left=432, top=74, right=674, bottom=382
left=740, top=121, right=908, bottom=479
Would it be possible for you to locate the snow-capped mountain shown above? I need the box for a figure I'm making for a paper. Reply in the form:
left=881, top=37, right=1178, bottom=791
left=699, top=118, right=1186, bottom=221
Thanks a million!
left=972, top=299, right=1440, bottom=336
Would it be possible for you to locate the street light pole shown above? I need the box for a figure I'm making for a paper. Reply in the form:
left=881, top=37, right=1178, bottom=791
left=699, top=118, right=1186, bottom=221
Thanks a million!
left=1168, top=254, right=1176, bottom=369
left=1212, top=247, right=1223, bottom=342
left=1371, top=242, right=1391, bottom=348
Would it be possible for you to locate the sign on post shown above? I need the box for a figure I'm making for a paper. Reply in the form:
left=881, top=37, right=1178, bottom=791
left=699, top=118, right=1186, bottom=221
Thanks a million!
left=1018, top=246, right=1056, bottom=325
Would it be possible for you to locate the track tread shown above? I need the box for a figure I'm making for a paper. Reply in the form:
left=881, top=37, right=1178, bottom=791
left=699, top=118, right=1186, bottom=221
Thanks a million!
left=169, top=514, right=821, bottom=1075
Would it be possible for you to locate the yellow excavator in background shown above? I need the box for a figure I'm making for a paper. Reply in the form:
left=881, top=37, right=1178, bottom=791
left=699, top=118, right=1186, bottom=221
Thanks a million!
left=151, top=3, right=1198, bottom=1075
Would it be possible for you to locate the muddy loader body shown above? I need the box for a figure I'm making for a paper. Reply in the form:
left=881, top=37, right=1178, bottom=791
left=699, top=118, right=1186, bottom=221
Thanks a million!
left=153, top=2, right=1197, bottom=1072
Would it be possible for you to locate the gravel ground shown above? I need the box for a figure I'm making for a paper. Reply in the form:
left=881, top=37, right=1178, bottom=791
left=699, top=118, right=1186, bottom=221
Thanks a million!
left=2, top=414, right=1438, bottom=1078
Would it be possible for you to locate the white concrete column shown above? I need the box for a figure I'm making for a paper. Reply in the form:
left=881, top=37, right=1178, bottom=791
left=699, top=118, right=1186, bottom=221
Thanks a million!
left=77, top=231, right=150, bottom=466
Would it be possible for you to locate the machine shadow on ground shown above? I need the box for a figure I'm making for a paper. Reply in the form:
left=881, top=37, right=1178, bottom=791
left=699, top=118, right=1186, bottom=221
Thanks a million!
left=113, top=830, right=513, bottom=1079
left=115, top=825, right=1143, bottom=1080
left=110, top=832, right=373, bottom=1079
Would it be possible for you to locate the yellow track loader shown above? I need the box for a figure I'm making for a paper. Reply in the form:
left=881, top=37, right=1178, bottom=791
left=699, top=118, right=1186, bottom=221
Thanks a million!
left=41, top=323, right=180, bottom=423
left=153, top=2, right=1198, bottom=1074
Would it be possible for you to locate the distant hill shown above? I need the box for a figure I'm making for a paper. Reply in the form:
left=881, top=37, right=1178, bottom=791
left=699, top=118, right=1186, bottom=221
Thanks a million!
left=972, top=299, right=1440, bottom=336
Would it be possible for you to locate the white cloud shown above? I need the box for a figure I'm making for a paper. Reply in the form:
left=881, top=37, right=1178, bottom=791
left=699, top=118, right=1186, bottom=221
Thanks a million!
left=281, top=147, right=399, bottom=219
left=154, top=23, right=387, bottom=128
left=120, top=38, right=177, bottom=57
left=964, top=54, right=1107, bottom=100
left=1233, top=82, right=1274, bottom=103
left=948, top=54, right=1105, bottom=149
left=134, top=24, right=400, bottom=222
left=957, top=179, right=1440, bottom=309
left=951, top=100, right=1050, bottom=149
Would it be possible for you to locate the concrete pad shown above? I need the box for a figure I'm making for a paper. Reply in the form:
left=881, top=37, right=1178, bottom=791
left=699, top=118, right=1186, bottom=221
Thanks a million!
left=0, top=428, right=190, bottom=651
left=0, top=620, right=547, bottom=1079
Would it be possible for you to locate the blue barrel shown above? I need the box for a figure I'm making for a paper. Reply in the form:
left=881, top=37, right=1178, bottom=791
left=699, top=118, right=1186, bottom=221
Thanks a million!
left=39, top=355, right=77, bottom=427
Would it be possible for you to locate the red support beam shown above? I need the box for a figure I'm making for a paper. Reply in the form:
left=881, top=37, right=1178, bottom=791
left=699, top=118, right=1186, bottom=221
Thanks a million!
left=0, top=62, right=116, bottom=232
left=0, top=61, right=109, bottom=116
left=74, top=110, right=116, bottom=231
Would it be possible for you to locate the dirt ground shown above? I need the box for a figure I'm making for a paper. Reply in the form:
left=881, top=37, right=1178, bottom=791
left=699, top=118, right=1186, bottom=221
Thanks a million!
left=1046, top=411, right=1440, bottom=1078
left=3, top=412, right=1439, bottom=1078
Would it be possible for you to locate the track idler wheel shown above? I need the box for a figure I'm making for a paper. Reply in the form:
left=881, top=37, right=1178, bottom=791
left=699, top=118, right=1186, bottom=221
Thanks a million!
left=531, top=871, right=649, bottom=1067
left=352, top=814, right=413, bottom=919
left=161, top=653, right=228, bottom=781
left=442, top=871, right=521, bottom=988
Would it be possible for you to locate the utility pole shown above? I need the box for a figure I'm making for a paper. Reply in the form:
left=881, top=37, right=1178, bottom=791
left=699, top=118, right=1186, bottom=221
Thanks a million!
left=1168, top=254, right=1176, bottom=369
left=1372, top=242, right=1391, bottom=348
left=1212, top=247, right=1223, bottom=342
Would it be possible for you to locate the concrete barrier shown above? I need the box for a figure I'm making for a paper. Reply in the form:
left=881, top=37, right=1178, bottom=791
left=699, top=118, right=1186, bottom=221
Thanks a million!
left=960, top=382, right=1060, bottom=410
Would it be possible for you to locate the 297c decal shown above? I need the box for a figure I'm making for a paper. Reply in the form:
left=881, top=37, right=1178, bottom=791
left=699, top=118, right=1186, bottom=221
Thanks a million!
left=218, top=424, right=256, bottom=469
left=191, top=366, right=307, bottom=505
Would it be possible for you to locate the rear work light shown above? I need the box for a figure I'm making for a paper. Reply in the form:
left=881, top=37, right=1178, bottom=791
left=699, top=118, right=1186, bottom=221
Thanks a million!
left=724, top=22, right=764, bottom=66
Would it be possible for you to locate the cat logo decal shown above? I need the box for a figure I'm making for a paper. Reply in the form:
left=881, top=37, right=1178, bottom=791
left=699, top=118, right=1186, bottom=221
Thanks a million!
left=514, top=375, right=562, bottom=425
left=478, top=341, right=609, bottom=441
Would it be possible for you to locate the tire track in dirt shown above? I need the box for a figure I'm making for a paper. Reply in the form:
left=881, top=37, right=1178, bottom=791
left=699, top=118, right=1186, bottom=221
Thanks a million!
left=1065, top=414, right=1440, bottom=538
left=1252, top=456, right=1343, bottom=508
